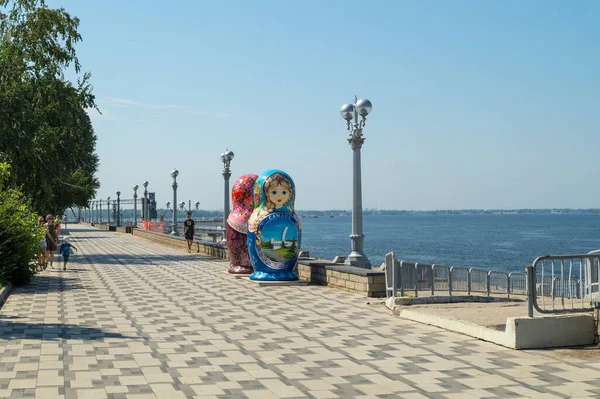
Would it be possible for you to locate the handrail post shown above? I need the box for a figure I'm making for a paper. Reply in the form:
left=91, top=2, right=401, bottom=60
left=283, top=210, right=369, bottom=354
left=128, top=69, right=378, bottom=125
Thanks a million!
left=448, top=267, right=453, bottom=296
left=431, top=265, right=435, bottom=296
left=526, top=266, right=534, bottom=317
left=399, top=260, right=404, bottom=297
left=507, top=273, right=511, bottom=299
left=414, top=262, right=419, bottom=298
left=467, top=269, right=471, bottom=295
left=486, top=271, right=491, bottom=297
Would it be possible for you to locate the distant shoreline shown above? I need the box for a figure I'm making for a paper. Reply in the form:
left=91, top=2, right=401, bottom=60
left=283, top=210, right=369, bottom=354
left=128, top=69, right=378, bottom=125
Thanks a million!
left=296, top=209, right=600, bottom=217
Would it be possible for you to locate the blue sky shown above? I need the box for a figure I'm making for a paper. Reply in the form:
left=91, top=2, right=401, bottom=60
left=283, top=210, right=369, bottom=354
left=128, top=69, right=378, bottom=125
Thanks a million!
left=50, top=0, right=599, bottom=210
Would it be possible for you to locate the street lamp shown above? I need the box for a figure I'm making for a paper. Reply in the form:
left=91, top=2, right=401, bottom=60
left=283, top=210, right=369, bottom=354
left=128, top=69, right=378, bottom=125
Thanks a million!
left=116, top=191, right=121, bottom=227
left=142, top=180, right=149, bottom=221
left=179, top=201, right=185, bottom=211
left=340, top=96, right=372, bottom=268
left=132, top=184, right=139, bottom=227
left=166, top=201, right=171, bottom=209
left=99, top=199, right=103, bottom=224
left=106, top=196, right=111, bottom=225
left=220, top=148, right=234, bottom=234
left=170, top=168, right=179, bottom=236
left=195, top=201, right=200, bottom=211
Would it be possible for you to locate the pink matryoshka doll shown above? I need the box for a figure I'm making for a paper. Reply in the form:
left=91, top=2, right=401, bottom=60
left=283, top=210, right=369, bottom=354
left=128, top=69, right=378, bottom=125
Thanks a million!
left=226, top=174, right=259, bottom=274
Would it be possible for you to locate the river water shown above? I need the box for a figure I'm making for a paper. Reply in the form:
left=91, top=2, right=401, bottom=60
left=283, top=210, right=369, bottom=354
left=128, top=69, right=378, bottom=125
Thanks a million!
left=300, top=214, right=600, bottom=273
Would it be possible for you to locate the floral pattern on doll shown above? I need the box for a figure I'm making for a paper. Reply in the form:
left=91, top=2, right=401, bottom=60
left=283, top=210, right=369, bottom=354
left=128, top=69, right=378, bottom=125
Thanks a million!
left=248, top=172, right=295, bottom=234
left=227, top=174, right=258, bottom=234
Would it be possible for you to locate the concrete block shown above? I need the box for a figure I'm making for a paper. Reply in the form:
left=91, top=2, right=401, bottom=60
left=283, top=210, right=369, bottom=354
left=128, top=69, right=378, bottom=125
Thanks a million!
left=396, top=309, right=595, bottom=349
left=507, top=314, right=595, bottom=349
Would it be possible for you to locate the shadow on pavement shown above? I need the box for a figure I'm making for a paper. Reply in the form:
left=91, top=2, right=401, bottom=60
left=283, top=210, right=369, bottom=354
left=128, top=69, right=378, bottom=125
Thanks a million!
left=11, top=274, right=86, bottom=294
left=84, top=253, right=218, bottom=266
left=0, top=321, right=137, bottom=341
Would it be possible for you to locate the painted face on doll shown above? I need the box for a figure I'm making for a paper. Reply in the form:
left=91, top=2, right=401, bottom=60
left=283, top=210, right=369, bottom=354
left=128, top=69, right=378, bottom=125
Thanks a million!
left=267, top=183, right=291, bottom=208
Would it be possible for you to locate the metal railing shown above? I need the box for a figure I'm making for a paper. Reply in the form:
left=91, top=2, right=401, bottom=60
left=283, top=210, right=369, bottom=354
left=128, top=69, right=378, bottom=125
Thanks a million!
left=384, top=252, right=526, bottom=299
left=526, top=252, right=600, bottom=316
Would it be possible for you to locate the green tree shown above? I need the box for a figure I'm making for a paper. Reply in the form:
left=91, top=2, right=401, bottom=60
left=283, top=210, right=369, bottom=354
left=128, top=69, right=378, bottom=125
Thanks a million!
left=0, top=0, right=99, bottom=215
left=0, top=162, right=43, bottom=285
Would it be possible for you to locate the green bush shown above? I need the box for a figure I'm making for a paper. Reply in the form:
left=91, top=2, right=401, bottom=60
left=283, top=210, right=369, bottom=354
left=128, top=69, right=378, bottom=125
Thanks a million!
left=0, top=163, right=43, bottom=286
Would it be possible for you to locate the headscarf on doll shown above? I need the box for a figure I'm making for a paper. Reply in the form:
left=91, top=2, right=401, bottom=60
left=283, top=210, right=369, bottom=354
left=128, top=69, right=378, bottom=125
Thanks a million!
left=248, top=171, right=295, bottom=236
left=227, top=174, right=258, bottom=234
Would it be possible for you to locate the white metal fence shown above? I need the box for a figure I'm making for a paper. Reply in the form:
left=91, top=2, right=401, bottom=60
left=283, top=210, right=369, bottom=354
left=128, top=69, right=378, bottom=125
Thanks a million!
left=526, top=252, right=600, bottom=316
left=384, top=252, right=527, bottom=299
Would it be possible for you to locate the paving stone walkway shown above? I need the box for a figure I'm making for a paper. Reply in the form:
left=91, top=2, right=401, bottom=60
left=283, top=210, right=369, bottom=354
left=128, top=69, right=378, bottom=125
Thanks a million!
left=2, top=225, right=600, bottom=399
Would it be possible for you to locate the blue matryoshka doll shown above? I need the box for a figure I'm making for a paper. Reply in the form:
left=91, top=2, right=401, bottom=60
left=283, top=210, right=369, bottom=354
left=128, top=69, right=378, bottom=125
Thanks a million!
left=248, top=170, right=301, bottom=281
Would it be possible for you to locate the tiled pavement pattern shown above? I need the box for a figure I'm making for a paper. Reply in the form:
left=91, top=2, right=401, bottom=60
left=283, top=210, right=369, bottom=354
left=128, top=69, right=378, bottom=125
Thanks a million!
left=2, top=226, right=600, bottom=398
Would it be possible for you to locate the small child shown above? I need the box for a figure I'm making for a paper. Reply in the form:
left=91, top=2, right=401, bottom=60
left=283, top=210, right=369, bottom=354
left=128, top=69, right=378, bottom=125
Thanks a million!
left=58, top=237, right=78, bottom=271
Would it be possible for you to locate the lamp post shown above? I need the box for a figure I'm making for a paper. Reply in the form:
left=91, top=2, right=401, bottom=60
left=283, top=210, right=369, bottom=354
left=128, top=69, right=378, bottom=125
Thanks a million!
left=220, top=149, right=234, bottom=233
left=179, top=202, right=185, bottom=211
left=96, top=200, right=100, bottom=223
left=99, top=199, right=103, bottom=224
left=133, top=184, right=139, bottom=227
left=116, top=191, right=121, bottom=227
left=340, top=96, right=373, bottom=268
left=170, top=168, right=179, bottom=236
left=106, top=196, right=111, bottom=225
left=143, top=181, right=149, bottom=221
left=195, top=201, right=200, bottom=211
left=95, top=200, right=98, bottom=223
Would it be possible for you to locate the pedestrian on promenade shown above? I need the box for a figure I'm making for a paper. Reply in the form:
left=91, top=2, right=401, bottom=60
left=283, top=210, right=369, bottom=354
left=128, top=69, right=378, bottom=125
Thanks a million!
left=45, top=214, right=58, bottom=268
left=63, top=215, right=68, bottom=229
left=183, top=212, right=195, bottom=253
left=37, top=216, right=47, bottom=266
left=58, top=236, right=78, bottom=271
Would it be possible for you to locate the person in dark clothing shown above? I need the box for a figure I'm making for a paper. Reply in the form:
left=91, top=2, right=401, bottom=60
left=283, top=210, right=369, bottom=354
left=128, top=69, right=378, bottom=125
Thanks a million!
left=183, top=212, right=195, bottom=253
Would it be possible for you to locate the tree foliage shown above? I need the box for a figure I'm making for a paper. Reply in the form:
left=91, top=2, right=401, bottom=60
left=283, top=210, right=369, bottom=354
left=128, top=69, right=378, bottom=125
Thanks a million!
left=0, top=162, right=43, bottom=285
left=0, top=0, right=99, bottom=215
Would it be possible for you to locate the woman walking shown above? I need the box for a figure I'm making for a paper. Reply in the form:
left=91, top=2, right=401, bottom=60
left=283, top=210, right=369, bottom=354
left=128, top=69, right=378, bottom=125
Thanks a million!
left=37, top=216, right=46, bottom=265
left=45, top=214, right=58, bottom=269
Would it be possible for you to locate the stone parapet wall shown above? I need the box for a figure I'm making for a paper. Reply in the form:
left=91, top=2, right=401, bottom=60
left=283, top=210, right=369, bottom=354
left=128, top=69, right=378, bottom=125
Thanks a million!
left=131, top=228, right=228, bottom=260
left=297, top=260, right=386, bottom=298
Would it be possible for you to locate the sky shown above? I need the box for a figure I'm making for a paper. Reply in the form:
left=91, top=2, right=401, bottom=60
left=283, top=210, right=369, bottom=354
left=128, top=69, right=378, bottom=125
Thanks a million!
left=48, top=0, right=600, bottom=211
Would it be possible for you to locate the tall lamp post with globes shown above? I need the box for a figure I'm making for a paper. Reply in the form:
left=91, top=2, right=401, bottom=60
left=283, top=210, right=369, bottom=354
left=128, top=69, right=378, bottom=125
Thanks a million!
left=116, top=191, right=121, bottom=227
left=220, top=149, right=234, bottom=235
left=340, top=96, right=373, bottom=268
left=132, top=184, right=139, bottom=227
left=170, top=169, right=179, bottom=236
left=142, top=181, right=149, bottom=221
left=106, top=196, right=111, bottom=225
